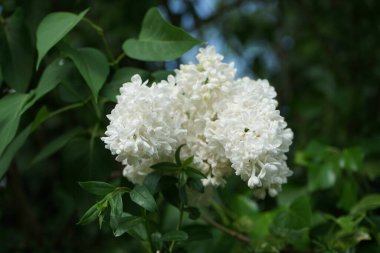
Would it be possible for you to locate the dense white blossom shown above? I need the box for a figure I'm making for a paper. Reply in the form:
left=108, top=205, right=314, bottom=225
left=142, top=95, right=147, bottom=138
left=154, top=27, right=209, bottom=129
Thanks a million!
left=102, top=46, right=293, bottom=197
left=102, top=75, right=187, bottom=183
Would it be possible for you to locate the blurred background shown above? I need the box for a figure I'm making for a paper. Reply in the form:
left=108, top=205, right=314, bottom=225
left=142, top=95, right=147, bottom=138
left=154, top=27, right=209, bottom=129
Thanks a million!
left=1, top=0, right=380, bottom=252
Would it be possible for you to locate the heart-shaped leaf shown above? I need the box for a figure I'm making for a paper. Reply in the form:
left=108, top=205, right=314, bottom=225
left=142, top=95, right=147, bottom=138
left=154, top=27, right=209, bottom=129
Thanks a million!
left=122, top=8, right=203, bottom=61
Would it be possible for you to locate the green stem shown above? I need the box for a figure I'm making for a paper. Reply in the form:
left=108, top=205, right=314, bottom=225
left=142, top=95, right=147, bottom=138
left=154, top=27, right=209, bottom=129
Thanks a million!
left=32, top=99, right=90, bottom=131
left=89, top=123, right=99, bottom=152
left=91, top=97, right=102, bottom=120
left=111, top=53, right=125, bottom=68
left=83, top=17, right=115, bottom=62
left=169, top=203, right=184, bottom=252
left=116, top=186, right=131, bottom=193
left=102, top=35, right=115, bottom=63
left=47, top=100, right=88, bottom=120
left=177, top=204, right=184, bottom=229
left=201, top=215, right=251, bottom=244
left=88, top=122, right=100, bottom=178
left=142, top=209, right=154, bottom=253
left=61, top=81, right=85, bottom=101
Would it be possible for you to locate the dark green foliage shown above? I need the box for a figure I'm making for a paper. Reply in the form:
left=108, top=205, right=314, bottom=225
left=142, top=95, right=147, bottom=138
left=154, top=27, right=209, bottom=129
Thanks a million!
left=0, top=1, right=379, bottom=253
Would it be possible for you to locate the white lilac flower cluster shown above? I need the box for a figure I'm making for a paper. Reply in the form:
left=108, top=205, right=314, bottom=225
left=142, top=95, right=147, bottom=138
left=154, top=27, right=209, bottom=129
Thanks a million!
left=102, top=46, right=293, bottom=198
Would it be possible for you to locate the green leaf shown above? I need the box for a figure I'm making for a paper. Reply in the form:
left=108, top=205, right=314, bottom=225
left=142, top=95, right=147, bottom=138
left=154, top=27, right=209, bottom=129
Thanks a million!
left=77, top=203, right=101, bottom=225
left=182, top=225, right=212, bottom=241
left=30, top=129, right=80, bottom=166
left=182, top=156, right=194, bottom=167
left=162, top=185, right=181, bottom=208
left=0, top=106, right=50, bottom=178
left=340, top=147, right=364, bottom=172
left=249, top=210, right=279, bottom=239
left=122, top=8, right=203, bottom=61
left=351, top=194, right=380, bottom=215
left=0, top=64, right=3, bottom=84
left=175, top=144, right=186, bottom=165
left=158, top=176, right=178, bottom=191
left=18, top=57, right=74, bottom=116
left=130, top=185, right=157, bottom=212
left=179, top=186, right=187, bottom=204
left=102, top=67, right=150, bottom=102
left=150, top=232, right=163, bottom=251
left=78, top=181, right=116, bottom=196
left=143, top=171, right=162, bottom=194
left=110, top=192, right=123, bottom=231
left=36, top=9, right=89, bottom=68
left=187, top=178, right=204, bottom=193
left=150, top=162, right=181, bottom=173
left=337, top=178, right=358, bottom=211
left=186, top=167, right=206, bottom=179
left=275, top=195, right=312, bottom=231
left=33, top=58, right=74, bottom=102
left=0, top=124, right=32, bottom=179
left=0, top=93, right=31, bottom=157
left=62, top=45, right=109, bottom=101
left=336, top=216, right=356, bottom=232
left=32, top=106, right=51, bottom=129
left=277, top=185, right=307, bottom=207
left=2, top=9, right=34, bottom=92
left=307, top=163, right=336, bottom=191
left=161, top=230, right=188, bottom=241
left=231, top=195, right=259, bottom=217
left=114, top=215, right=145, bottom=237
left=151, top=70, right=175, bottom=82
left=179, top=171, right=188, bottom=187
left=0, top=24, right=9, bottom=74
left=98, top=212, right=105, bottom=230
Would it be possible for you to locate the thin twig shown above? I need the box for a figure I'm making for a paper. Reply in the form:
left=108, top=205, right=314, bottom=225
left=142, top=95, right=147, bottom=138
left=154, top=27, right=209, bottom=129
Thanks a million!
left=83, top=17, right=115, bottom=62
left=201, top=215, right=251, bottom=244
left=169, top=203, right=185, bottom=252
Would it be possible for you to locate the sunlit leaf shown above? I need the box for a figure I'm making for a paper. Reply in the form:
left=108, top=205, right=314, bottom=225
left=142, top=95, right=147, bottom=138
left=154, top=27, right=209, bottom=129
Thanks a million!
left=122, top=8, right=203, bottom=61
